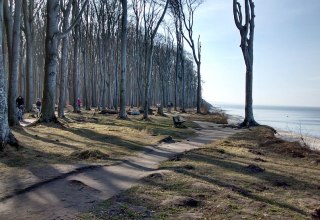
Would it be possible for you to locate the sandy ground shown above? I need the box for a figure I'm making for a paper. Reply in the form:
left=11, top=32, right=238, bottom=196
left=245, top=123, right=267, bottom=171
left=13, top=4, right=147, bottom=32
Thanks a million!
left=0, top=121, right=238, bottom=220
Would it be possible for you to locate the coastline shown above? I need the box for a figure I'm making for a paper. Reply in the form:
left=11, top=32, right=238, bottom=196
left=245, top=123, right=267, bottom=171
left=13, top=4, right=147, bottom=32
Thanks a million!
left=276, top=130, right=320, bottom=152
left=219, top=109, right=320, bottom=152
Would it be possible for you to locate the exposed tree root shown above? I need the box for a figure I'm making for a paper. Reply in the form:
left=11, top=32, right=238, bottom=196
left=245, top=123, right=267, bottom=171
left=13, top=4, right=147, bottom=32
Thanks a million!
left=141, top=116, right=152, bottom=122
left=1, top=132, right=20, bottom=151
left=117, top=115, right=129, bottom=120
left=238, top=120, right=277, bottom=134
left=238, top=119, right=260, bottom=128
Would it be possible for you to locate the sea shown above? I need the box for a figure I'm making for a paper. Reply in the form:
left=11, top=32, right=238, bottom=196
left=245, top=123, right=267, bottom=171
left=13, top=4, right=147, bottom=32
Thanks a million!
left=213, top=103, right=320, bottom=138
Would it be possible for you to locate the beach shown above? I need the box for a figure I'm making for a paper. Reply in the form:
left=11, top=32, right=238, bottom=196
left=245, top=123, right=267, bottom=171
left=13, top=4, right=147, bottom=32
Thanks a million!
left=215, top=104, right=320, bottom=152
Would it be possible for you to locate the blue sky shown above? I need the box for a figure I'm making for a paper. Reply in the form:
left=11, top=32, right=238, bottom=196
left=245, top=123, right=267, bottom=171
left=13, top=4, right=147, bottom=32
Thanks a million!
left=193, top=0, right=320, bottom=107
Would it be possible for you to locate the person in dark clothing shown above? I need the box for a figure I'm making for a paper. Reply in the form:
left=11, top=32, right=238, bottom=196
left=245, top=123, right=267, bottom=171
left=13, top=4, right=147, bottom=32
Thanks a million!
left=16, top=96, right=24, bottom=121
left=36, top=98, right=42, bottom=110
left=36, top=98, right=42, bottom=117
left=16, top=96, right=24, bottom=109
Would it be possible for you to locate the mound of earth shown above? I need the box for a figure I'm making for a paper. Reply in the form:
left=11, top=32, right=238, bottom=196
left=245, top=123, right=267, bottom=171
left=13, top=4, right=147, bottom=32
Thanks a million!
left=70, top=150, right=109, bottom=160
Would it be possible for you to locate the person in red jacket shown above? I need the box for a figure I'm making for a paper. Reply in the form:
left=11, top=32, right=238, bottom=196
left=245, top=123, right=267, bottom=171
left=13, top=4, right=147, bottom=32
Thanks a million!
left=77, top=98, right=81, bottom=112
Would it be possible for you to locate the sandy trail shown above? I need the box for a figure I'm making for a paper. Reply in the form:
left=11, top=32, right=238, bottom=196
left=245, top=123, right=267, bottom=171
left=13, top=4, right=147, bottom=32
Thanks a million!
left=0, top=121, right=238, bottom=220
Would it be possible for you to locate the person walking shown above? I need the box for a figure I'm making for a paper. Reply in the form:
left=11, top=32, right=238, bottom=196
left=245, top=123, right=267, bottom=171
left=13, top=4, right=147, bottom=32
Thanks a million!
left=36, top=98, right=42, bottom=117
left=77, top=98, right=81, bottom=113
left=16, top=95, right=25, bottom=121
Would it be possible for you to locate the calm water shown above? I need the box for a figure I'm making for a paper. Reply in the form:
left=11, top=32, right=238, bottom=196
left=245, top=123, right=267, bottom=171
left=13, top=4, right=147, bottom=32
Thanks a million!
left=215, top=103, right=320, bottom=138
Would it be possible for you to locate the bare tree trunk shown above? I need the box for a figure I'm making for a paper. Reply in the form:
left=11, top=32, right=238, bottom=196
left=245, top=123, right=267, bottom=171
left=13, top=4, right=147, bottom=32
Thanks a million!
left=114, top=32, right=119, bottom=110
left=41, top=0, right=60, bottom=122
left=8, top=0, right=22, bottom=126
left=171, top=0, right=202, bottom=113
left=119, top=0, right=127, bottom=119
left=233, top=0, right=259, bottom=127
left=23, top=0, right=34, bottom=113
left=58, top=0, right=72, bottom=118
left=142, top=0, right=169, bottom=119
left=0, top=0, right=17, bottom=148
left=3, top=0, right=13, bottom=58
left=174, top=42, right=179, bottom=111
left=72, top=0, right=80, bottom=113
left=196, top=36, right=201, bottom=113
left=143, top=48, right=153, bottom=119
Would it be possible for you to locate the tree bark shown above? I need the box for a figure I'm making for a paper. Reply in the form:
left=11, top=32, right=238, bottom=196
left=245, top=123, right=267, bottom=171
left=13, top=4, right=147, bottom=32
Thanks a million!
left=23, top=0, right=34, bottom=113
left=0, top=0, right=17, bottom=149
left=119, top=0, right=127, bottom=119
left=72, top=0, right=80, bottom=113
left=40, top=0, right=60, bottom=122
left=58, top=0, right=72, bottom=118
left=8, top=0, right=22, bottom=126
left=142, top=0, right=169, bottom=119
left=233, top=0, right=259, bottom=127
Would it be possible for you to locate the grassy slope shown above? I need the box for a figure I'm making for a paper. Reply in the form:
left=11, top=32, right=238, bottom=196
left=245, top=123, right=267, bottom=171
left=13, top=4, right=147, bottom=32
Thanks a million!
left=2, top=111, right=199, bottom=167
left=82, top=127, right=320, bottom=220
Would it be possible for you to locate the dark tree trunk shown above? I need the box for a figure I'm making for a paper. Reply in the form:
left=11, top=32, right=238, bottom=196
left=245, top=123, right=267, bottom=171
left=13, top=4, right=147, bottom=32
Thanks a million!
left=233, top=0, right=259, bottom=127
left=119, top=0, right=127, bottom=119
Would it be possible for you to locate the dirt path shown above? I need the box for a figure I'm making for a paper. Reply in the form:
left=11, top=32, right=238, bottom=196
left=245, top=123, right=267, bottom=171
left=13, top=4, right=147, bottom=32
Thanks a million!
left=0, top=121, right=238, bottom=220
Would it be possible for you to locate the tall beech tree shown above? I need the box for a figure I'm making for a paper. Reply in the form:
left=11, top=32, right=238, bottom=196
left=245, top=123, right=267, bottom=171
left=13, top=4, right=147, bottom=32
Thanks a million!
left=41, top=0, right=88, bottom=122
left=41, top=0, right=60, bottom=122
left=0, top=0, right=17, bottom=149
left=172, top=0, right=203, bottom=114
left=72, top=0, right=81, bottom=113
left=142, top=0, right=169, bottom=119
left=22, top=0, right=35, bottom=113
left=119, top=0, right=127, bottom=119
left=0, top=0, right=200, bottom=126
left=6, top=0, right=22, bottom=126
left=233, top=0, right=259, bottom=127
left=58, top=0, right=73, bottom=118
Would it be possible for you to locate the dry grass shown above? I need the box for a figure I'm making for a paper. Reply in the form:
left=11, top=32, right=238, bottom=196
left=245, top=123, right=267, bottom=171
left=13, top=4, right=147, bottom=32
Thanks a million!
left=83, top=126, right=320, bottom=219
left=0, top=110, right=201, bottom=169
left=1, top=110, right=214, bottom=198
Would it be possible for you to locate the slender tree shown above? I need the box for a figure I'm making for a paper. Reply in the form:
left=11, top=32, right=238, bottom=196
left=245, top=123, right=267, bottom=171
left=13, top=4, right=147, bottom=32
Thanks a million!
left=119, top=0, right=127, bottom=118
left=58, top=0, right=72, bottom=118
left=72, top=0, right=81, bottom=113
left=174, top=0, right=203, bottom=113
left=233, top=0, right=259, bottom=127
left=142, top=0, right=169, bottom=119
left=23, top=0, right=35, bottom=113
left=7, top=0, right=22, bottom=126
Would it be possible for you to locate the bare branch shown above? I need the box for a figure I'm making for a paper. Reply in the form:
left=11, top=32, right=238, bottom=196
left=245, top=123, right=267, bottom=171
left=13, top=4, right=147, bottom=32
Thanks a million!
left=59, top=0, right=89, bottom=39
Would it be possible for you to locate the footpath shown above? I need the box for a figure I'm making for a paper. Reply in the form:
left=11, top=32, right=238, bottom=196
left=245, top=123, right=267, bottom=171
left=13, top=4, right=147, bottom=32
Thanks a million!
left=0, top=121, right=238, bottom=220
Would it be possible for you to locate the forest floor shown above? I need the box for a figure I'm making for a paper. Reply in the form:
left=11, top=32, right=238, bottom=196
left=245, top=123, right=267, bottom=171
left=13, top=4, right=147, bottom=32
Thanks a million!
left=80, top=126, right=320, bottom=220
left=0, top=109, right=319, bottom=219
